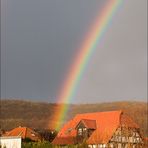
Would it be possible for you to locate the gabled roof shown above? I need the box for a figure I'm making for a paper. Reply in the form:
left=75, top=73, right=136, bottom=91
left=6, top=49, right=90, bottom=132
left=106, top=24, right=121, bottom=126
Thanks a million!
left=53, top=110, right=122, bottom=144
left=76, top=119, right=96, bottom=130
left=52, top=110, right=140, bottom=145
left=5, top=126, right=40, bottom=141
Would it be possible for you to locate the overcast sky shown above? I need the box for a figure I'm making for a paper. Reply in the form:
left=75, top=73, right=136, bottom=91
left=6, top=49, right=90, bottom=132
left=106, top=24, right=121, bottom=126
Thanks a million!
left=1, top=0, right=147, bottom=103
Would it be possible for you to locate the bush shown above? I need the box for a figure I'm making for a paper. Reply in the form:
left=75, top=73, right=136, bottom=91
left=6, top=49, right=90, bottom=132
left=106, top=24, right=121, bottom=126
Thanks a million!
left=22, top=141, right=53, bottom=148
left=22, top=142, right=89, bottom=148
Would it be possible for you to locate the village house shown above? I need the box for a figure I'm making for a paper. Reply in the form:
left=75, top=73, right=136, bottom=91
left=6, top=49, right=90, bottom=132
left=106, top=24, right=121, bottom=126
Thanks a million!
left=52, top=110, right=144, bottom=148
left=4, top=126, right=41, bottom=141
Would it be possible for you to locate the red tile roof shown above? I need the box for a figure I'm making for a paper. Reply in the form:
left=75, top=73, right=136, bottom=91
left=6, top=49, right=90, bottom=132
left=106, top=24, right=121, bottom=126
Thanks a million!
left=53, top=110, right=140, bottom=145
left=5, top=126, right=41, bottom=141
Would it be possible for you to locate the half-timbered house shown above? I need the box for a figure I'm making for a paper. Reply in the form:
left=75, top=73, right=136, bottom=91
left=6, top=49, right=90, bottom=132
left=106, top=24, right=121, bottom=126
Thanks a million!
left=52, top=110, right=143, bottom=147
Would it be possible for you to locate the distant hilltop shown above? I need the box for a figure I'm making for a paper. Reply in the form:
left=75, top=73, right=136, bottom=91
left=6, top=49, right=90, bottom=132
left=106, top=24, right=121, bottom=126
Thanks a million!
left=0, top=99, right=147, bottom=136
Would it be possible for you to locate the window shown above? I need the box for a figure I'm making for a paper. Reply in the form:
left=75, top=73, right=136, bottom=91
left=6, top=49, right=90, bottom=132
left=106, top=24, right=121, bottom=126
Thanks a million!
left=31, top=133, right=35, bottom=137
left=83, top=128, right=87, bottom=131
left=78, top=128, right=82, bottom=136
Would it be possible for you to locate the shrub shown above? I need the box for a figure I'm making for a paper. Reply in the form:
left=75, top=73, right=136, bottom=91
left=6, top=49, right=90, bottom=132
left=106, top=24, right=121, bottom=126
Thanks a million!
left=22, top=141, right=53, bottom=148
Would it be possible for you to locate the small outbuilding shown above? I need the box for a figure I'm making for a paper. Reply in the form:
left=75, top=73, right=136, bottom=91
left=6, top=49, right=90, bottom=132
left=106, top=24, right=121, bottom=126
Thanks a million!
left=0, top=136, right=21, bottom=148
left=5, top=126, right=41, bottom=141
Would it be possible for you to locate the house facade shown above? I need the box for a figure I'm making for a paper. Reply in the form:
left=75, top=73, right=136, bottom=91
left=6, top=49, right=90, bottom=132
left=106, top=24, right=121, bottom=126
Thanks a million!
left=52, top=111, right=143, bottom=148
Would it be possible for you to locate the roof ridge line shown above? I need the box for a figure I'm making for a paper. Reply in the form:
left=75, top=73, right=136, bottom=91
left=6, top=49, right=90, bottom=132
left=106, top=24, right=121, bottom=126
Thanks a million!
left=76, top=110, right=123, bottom=115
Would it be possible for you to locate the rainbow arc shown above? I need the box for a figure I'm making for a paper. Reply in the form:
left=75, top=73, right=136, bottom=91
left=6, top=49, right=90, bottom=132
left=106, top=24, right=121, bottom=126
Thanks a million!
left=52, top=0, right=122, bottom=130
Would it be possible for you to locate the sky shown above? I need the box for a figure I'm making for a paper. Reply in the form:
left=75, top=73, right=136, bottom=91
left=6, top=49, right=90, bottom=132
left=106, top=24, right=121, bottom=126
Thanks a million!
left=1, top=0, right=147, bottom=103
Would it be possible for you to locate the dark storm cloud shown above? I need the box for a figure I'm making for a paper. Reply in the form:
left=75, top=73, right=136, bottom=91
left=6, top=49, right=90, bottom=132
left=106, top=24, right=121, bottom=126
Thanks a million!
left=1, top=0, right=147, bottom=103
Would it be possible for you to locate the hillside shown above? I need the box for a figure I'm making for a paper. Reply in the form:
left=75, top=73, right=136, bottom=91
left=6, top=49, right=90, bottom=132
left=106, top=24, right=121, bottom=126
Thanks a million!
left=0, top=99, right=147, bottom=136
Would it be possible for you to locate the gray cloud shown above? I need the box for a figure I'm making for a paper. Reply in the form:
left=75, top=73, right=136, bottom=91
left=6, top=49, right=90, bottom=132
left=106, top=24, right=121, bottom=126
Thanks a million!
left=1, top=0, right=147, bottom=103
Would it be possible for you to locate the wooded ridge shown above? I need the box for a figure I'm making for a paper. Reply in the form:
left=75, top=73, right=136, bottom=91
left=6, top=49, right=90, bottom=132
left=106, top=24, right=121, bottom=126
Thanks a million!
left=0, top=99, right=147, bottom=136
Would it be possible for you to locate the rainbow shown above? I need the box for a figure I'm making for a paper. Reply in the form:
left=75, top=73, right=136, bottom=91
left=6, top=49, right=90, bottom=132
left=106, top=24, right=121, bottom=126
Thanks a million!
left=52, top=0, right=122, bottom=130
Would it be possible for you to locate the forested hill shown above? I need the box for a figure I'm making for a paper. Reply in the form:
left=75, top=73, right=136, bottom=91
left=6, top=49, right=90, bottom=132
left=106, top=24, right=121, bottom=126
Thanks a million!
left=0, top=99, right=147, bottom=136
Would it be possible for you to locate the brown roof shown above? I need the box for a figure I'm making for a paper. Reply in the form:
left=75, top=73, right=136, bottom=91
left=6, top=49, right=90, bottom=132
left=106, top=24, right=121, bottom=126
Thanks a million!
left=52, top=110, right=140, bottom=145
left=120, top=114, right=139, bottom=128
left=5, top=126, right=41, bottom=141
left=52, top=137, right=76, bottom=145
left=76, top=119, right=96, bottom=130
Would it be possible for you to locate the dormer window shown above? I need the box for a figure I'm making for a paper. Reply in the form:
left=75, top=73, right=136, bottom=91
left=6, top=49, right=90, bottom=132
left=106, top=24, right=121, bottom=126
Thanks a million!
left=75, top=119, right=96, bottom=139
left=65, top=128, right=73, bottom=135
